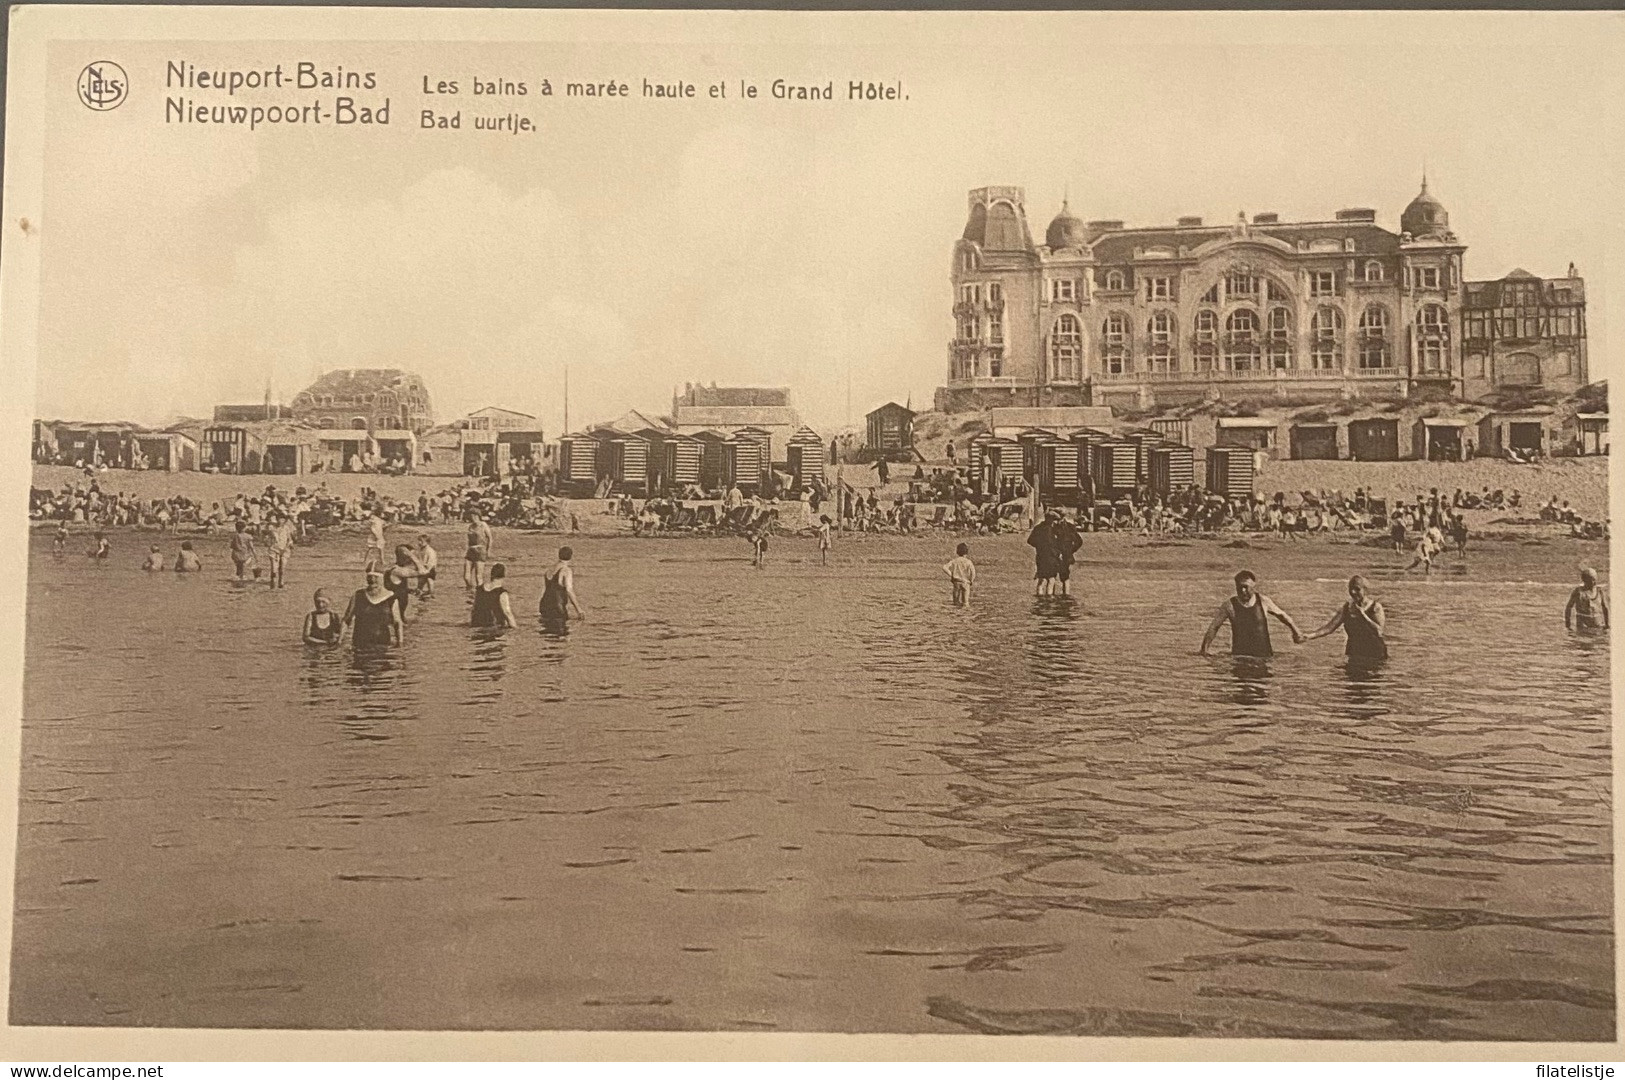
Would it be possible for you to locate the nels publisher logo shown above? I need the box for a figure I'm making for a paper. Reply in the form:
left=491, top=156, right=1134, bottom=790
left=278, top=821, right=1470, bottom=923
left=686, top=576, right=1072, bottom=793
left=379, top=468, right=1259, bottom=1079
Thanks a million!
left=77, top=61, right=128, bottom=111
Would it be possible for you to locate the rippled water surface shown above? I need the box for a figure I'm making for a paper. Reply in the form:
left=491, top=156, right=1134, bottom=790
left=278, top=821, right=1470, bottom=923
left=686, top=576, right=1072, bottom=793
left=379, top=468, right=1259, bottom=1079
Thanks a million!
left=11, top=529, right=1614, bottom=1038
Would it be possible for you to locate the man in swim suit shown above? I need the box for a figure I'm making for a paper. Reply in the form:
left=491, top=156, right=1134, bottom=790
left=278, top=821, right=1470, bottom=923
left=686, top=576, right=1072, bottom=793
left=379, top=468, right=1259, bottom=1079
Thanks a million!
left=228, top=520, right=256, bottom=580
left=539, top=546, right=587, bottom=628
left=362, top=509, right=387, bottom=572
left=384, top=544, right=426, bottom=620
left=465, top=511, right=493, bottom=589
left=1304, top=575, right=1388, bottom=662
left=471, top=562, right=518, bottom=629
left=1200, top=570, right=1306, bottom=658
left=1566, top=567, right=1610, bottom=632
left=1027, top=510, right=1061, bottom=596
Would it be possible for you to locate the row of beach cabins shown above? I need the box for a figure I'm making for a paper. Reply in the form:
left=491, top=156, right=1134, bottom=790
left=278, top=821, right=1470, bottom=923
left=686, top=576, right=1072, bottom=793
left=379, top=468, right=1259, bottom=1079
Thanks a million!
left=557, top=424, right=829, bottom=497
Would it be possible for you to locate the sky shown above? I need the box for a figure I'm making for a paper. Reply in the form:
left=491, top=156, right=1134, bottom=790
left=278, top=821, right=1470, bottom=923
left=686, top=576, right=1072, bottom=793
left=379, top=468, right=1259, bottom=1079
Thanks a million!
left=28, top=12, right=1625, bottom=435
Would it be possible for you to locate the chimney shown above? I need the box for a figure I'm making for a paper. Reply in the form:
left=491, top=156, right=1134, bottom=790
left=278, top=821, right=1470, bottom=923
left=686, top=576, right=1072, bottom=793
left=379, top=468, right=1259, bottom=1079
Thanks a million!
left=1177, top=216, right=1203, bottom=227
left=1335, top=208, right=1377, bottom=222
left=1251, top=212, right=1279, bottom=224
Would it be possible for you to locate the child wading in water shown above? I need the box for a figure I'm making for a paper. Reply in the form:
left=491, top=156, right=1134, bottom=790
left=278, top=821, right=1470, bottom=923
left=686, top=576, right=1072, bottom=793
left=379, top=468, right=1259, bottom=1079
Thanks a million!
left=817, top=515, right=831, bottom=566
left=943, top=542, right=976, bottom=607
left=751, top=527, right=768, bottom=569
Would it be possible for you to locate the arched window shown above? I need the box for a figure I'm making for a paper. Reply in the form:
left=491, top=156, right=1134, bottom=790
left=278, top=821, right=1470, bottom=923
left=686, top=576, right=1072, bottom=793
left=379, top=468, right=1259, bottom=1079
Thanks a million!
left=1416, top=303, right=1450, bottom=372
left=1147, top=311, right=1176, bottom=373
left=1311, top=306, right=1344, bottom=370
left=1050, top=314, right=1082, bottom=382
left=1200, top=283, right=1220, bottom=304
left=1105, top=269, right=1126, bottom=292
left=376, top=416, right=394, bottom=431
left=1267, top=279, right=1291, bottom=303
left=1266, top=307, right=1293, bottom=370
left=1358, top=306, right=1391, bottom=369
left=351, top=416, right=368, bottom=430
left=1102, top=313, right=1130, bottom=374
left=1194, top=309, right=1219, bottom=371
left=961, top=250, right=975, bottom=273
left=1224, top=309, right=1260, bottom=371
left=318, top=417, right=336, bottom=429
left=1364, top=260, right=1385, bottom=283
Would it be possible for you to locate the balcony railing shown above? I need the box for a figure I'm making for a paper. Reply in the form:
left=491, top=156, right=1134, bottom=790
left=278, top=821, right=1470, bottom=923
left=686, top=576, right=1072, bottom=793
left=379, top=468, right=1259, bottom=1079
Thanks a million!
left=946, top=375, right=1020, bottom=388
left=1092, top=365, right=1402, bottom=384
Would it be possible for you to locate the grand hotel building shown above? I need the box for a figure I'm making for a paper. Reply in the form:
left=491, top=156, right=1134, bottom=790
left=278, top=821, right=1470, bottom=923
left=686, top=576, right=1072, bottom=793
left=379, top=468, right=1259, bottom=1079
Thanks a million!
left=937, top=184, right=1588, bottom=413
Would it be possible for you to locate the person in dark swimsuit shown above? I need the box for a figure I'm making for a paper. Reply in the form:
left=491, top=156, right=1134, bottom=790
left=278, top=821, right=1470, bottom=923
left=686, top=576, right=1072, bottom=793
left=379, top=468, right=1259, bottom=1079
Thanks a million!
left=1200, top=570, right=1305, bottom=658
left=342, top=571, right=403, bottom=647
left=471, top=562, right=517, bottom=628
left=539, top=546, right=586, bottom=629
left=1305, top=575, right=1388, bottom=662
left=302, top=588, right=343, bottom=645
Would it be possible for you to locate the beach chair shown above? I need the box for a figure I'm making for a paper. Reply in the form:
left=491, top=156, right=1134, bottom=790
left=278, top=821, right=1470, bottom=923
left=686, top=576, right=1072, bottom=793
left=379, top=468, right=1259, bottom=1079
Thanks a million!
left=930, top=505, right=948, bottom=528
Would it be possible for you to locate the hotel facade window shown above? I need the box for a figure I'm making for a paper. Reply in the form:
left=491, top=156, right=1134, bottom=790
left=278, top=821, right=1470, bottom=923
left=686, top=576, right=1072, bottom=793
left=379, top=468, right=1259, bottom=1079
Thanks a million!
left=1364, top=260, right=1384, bottom=282
left=1225, top=272, right=1257, bottom=301
left=1418, top=266, right=1440, bottom=290
left=1266, top=307, right=1293, bottom=369
left=1358, top=306, right=1391, bottom=368
left=1415, top=304, right=1449, bottom=371
left=1145, top=276, right=1171, bottom=302
left=1050, top=278, right=1075, bottom=303
left=1267, top=279, right=1290, bottom=303
left=1194, top=309, right=1219, bottom=370
left=1102, top=313, right=1130, bottom=374
left=1310, top=270, right=1337, bottom=298
left=1200, top=284, right=1220, bottom=304
left=1050, top=314, right=1082, bottom=382
left=1105, top=269, right=1126, bottom=292
left=987, top=282, right=1002, bottom=305
left=1311, top=306, right=1344, bottom=369
left=1224, top=308, right=1260, bottom=371
left=1148, top=311, right=1176, bottom=373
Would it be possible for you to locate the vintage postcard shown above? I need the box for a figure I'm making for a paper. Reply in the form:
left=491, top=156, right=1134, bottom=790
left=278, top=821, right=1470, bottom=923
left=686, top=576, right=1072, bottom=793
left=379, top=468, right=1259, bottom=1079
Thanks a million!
left=0, top=5, right=1620, bottom=1061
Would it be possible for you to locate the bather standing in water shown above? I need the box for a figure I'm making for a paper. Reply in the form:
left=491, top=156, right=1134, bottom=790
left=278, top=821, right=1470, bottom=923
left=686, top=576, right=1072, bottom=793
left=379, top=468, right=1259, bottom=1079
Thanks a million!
left=539, top=546, right=586, bottom=629
left=1304, top=575, right=1388, bottom=663
left=471, top=562, right=518, bottom=629
left=1200, top=570, right=1305, bottom=658
left=1566, top=567, right=1610, bottom=632
left=384, top=544, right=426, bottom=620
left=302, top=588, right=342, bottom=645
left=343, top=571, right=403, bottom=647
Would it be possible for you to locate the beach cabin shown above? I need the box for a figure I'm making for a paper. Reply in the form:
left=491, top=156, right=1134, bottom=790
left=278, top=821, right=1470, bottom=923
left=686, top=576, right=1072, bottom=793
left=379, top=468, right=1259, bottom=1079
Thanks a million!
left=652, top=432, right=703, bottom=491
left=202, top=426, right=266, bottom=473
left=602, top=432, right=652, bottom=495
left=786, top=426, right=826, bottom=490
left=1477, top=410, right=1552, bottom=460
left=733, top=426, right=775, bottom=467
left=721, top=437, right=764, bottom=491
left=1414, top=417, right=1471, bottom=462
left=1288, top=423, right=1340, bottom=460
left=133, top=431, right=197, bottom=472
left=865, top=402, right=914, bottom=457
left=977, top=438, right=1023, bottom=498
left=1205, top=445, right=1255, bottom=498
left=1037, top=440, right=1082, bottom=506
left=1346, top=418, right=1400, bottom=461
left=557, top=433, right=601, bottom=494
left=690, top=429, right=729, bottom=490
left=1013, top=428, right=1056, bottom=482
left=965, top=432, right=996, bottom=487
left=1124, top=429, right=1166, bottom=483
left=1214, top=417, right=1279, bottom=458
left=1148, top=417, right=1190, bottom=445
left=1149, top=445, right=1195, bottom=498
left=1576, top=414, right=1610, bottom=456
left=1091, top=439, right=1139, bottom=496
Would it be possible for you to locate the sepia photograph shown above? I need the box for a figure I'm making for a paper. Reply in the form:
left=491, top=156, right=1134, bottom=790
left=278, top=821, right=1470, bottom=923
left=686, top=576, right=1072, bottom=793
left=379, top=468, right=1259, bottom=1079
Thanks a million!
left=0, top=6, right=1618, bottom=1056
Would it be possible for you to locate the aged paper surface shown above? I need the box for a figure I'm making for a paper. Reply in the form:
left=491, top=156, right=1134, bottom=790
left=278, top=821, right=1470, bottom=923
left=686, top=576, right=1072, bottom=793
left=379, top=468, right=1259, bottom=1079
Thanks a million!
left=1, top=5, right=1622, bottom=1060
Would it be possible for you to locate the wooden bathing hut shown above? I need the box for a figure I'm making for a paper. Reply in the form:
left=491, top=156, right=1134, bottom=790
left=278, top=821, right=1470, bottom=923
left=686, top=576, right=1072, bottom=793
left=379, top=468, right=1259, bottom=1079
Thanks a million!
left=557, top=433, right=600, bottom=494
left=721, top=436, right=764, bottom=492
left=659, top=432, right=704, bottom=491
left=1124, top=429, right=1166, bottom=484
left=1038, top=439, right=1082, bottom=507
left=786, top=426, right=826, bottom=490
left=1091, top=439, right=1139, bottom=497
left=603, top=432, right=652, bottom=495
left=977, top=438, right=1023, bottom=499
left=965, top=432, right=996, bottom=492
left=1149, top=445, right=1195, bottom=498
left=1205, top=445, right=1255, bottom=499
left=690, top=429, right=729, bottom=490
left=733, top=426, right=775, bottom=466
